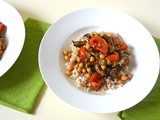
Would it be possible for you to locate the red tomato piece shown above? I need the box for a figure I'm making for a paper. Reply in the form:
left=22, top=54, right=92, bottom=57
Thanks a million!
left=114, top=39, right=128, bottom=51
left=0, top=23, right=5, bottom=31
left=90, top=82, right=100, bottom=91
left=89, top=36, right=108, bottom=54
left=106, top=52, right=119, bottom=62
left=79, top=47, right=87, bottom=61
left=89, top=73, right=104, bottom=91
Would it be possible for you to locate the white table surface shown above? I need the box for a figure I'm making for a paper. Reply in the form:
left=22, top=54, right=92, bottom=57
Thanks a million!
left=0, top=0, right=160, bottom=119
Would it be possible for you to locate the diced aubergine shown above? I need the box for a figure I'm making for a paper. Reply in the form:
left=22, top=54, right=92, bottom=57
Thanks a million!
left=72, top=41, right=87, bottom=47
left=107, top=38, right=116, bottom=54
left=101, top=35, right=109, bottom=42
left=83, top=33, right=92, bottom=39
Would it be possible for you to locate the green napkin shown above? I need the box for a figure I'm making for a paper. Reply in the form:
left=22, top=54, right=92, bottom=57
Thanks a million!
left=0, top=18, right=51, bottom=113
left=118, top=37, right=160, bottom=120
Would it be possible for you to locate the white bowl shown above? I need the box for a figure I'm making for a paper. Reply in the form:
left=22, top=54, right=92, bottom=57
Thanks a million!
left=39, top=8, right=159, bottom=113
left=0, top=1, right=25, bottom=76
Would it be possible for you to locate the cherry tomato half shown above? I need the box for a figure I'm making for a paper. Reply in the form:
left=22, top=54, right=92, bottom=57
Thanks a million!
left=106, top=52, right=119, bottom=62
left=114, top=39, right=128, bottom=51
left=79, top=47, right=87, bottom=61
left=89, top=36, right=108, bottom=54
left=89, top=73, right=104, bottom=91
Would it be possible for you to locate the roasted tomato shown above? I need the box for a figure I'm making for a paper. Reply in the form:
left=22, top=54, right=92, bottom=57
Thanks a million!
left=106, top=52, right=119, bottom=63
left=114, top=39, right=128, bottom=51
left=89, top=73, right=104, bottom=91
left=0, top=23, right=5, bottom=31
left=0, top=22, right=6, bottom=37
left=89, top=36, right=108, bottom=54
left=79, top=47, right=87, bottom=61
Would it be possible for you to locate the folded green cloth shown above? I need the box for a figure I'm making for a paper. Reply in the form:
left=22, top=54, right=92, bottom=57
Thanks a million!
left=0, top=18, right=51, bottom=113
left=118, top=37, right=160, bottom=120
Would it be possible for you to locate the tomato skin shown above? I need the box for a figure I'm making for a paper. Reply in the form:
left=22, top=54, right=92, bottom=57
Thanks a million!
left=90, top=82, right=100, bottom=91
left=0, top=23, right=5, bottom=31
left=89, top=73, right=104, bottom=91
left=79, top=47, right=87, bottom=61
left=106, top=52, right=119, bottom=62
left=89, top=36, right=108, bottom=54
left=114, top=39, right=128, bottom=51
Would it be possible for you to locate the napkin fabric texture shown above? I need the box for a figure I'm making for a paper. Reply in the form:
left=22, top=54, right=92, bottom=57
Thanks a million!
left=118, top=36, right=160, bottom=120
left=0, top=18, right=51, bottom=113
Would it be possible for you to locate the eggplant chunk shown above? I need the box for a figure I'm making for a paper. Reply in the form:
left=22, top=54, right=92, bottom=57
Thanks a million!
left=72, top=41, right=87, bottom=47
left=101, top=35, right=109, bottom=42
left=104, top=67, right=111, bottom=76
left=83, top=33, right=92, bottom=39
left=108, top=38, right=115, bottom=53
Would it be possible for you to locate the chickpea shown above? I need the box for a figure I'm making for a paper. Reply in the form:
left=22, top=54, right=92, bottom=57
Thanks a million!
left=117, top=80, right=123, bottom=84
left=70, top=61, right=75, bottom=66
left=74, top=50, right=79, bottom=55
left=86, top=73, right=91, bottom=78
left=86, top=68, right=91, bottom=73
left=99, top=54, right=105, bottom=59
left=107, top=33, right=111, bottom=37
left=101, top=59, right=107, bottom=65
left=127, top=73, right=133, bottom=80
left=90, top=56, right=95, bottom=62
left=69, top=61, right=75, bottom=71
left=77, top=67, right=82, bottom=73
left=101, top=65, right=106, bottom=70
left=68, top=66, right=73, bottom=71
left=64, top=56, right=70, bottom=62
left=79, top=63, right=83, bottom=68
left=86, top=43, right=90, bottom=49
left=68, top=53, right=71, bottom=57
left=121, top=74, right=127, bottom=81
left=106, top=33, right=112, bottom=37
left=68, top=64, right=74, bottom=71
left=82, top=68, right=86, bottom=73
left=65, top=70, right=71, bottom=76
left=83, top=45, right=86, bottom=48
left=76, top=57, right=81, bottom=63
left=63, top=50, right=68, bottom=55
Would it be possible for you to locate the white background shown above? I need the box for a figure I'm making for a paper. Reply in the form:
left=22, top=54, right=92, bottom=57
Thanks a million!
left=0, top=0, right=160, bottom=120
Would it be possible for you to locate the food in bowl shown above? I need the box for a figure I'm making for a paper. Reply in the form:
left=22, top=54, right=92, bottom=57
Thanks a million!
left=62, top=32, right=133, bottom=94
left=0, top=22, right=7, bottom=59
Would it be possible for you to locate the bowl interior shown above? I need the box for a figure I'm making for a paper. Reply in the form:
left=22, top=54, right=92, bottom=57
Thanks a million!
left=0, top=1, right=25, bottom=76
left=39, top=8, right=159, bottom=113
left=59, top=26, right=136, bottom=94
